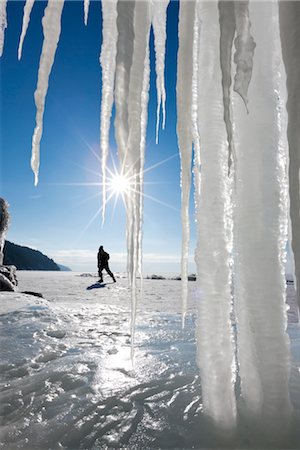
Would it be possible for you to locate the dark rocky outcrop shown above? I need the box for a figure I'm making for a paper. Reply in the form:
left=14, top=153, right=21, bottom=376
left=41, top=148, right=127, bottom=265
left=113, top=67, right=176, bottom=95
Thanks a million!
left=3, top=241, right=60, bottom=271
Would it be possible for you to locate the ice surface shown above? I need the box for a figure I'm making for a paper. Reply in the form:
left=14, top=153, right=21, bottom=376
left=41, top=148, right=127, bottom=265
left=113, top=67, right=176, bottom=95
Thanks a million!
left=0, top=0, right=7, bottom=57
left=0, top=272, right=299, bottom=449
left=31, top=0, right=64, bottom=186
left=279, top=1, right=300, bottom=313
left=18, top=0, right=35, bottom=60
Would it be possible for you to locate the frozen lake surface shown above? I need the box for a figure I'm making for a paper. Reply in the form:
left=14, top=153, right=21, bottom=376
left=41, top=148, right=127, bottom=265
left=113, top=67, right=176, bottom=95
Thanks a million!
left=0, top=271, right=299, bottom=449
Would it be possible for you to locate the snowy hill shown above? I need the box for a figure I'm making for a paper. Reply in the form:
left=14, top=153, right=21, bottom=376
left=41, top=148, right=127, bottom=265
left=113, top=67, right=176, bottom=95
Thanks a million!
left=3, top=241, right=60, bottom=271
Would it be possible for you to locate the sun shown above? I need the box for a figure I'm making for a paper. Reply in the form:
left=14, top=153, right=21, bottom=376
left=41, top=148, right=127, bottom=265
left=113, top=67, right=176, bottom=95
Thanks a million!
left=108, top=173, right=131, bottom=195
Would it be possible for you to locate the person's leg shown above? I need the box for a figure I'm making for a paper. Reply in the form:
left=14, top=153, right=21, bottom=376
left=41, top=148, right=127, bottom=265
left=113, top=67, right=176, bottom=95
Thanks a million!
left=98, top=266, right=103, bottom=282
left=105, top=265, right=116, bottom=282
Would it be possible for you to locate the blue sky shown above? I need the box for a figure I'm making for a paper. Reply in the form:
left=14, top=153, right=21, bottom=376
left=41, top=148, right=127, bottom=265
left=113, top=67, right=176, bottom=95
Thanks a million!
left=1, top=0, right=197, bottom=273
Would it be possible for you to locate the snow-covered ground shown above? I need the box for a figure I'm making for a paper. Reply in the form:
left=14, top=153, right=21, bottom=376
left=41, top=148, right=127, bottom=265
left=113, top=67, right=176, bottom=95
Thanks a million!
left=0, top=271, right=299, bottom=449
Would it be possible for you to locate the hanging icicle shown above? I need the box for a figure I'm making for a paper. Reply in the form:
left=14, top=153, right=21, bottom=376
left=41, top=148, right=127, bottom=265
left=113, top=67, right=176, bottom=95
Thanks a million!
left=18, top=0, right=35, bottom=60
left=233, top=0, right=292, bottom=436
left=99, top=0, right=118, bottom=222
left=218, top=0, right=235, bottom=171
left=177, top=0, right=200, bottom=327
left=279, top=1, right=300, bottom=314
left=84, top=0, right=90, bottom=26
left=152, top=0, right=169, bottom=144
left=126, top=0, right=152, bottom=353
left=233, top=0, right=256, bottom=110
left=194, top=0, right=237, bottom=432
left=31, top=0, right=64, bottom=186
left=0, top=0, right=7, bottom=57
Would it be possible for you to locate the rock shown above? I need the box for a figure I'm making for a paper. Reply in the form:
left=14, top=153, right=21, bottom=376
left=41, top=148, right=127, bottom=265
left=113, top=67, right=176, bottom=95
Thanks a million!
left=0, top=265, right=18, bottom=291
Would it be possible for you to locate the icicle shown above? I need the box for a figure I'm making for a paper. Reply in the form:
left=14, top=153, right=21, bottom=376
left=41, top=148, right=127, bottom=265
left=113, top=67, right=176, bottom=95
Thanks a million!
left=279, top=1, right=300, bottom=314
left=100, top=0, right=118, bottom=223
left=114, top=0, right=135, bottom=280
left=84, top=0, right=89, bottom=26
left=31, top=0, right=64, bottom=186
left=195, top=0, right=236, bottom=432
left=18, top=0, right=35, bottom=60
left=0, top=0, right=7, bottom=57
left=218, top=1, right=236, bottom=171
left=152, top=0, right=169, bottom=144
left=127, top=0, right=151, bottom=354
left=233, top=0, right=255, bottom=110
left=233, top=0, right=292, bottom=437
left=177, top=0, right=200, bottom=327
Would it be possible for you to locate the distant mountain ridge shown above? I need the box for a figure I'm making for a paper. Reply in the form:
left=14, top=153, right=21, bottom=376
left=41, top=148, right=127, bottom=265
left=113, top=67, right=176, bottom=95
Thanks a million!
left=3, top=241, right=61, bottom=271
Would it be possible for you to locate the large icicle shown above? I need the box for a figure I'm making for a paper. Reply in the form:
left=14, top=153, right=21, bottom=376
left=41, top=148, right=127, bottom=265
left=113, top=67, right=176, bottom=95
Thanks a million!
left=195, top=0, right=236, bottom=433
left=233, top=1, right=255, bottom=110
left=31, top=0, right=64, bottom=186
left=0, top=0, right=7, bottom=57
left=84, top=0, right=89, bottom=26
left=218, top=1, right=235, bottom=170
left=126, top=0, right=151, bottom=351
left=114, top=0, right=135, bottom=280
left=18, top=0, right=35, bottom=60
left=100, top=0, right=118, bottom=222
left=279, top=1, right=300, bottom=313
left=177, top=0, right=200, bottom=326
left=152, top=0, right=169, bottom=144
left=233, top=0, right=292, bottom=439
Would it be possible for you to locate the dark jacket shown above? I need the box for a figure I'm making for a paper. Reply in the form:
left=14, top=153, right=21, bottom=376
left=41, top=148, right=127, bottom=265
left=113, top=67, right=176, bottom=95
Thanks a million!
left=98, top=249, right=110, bottom=267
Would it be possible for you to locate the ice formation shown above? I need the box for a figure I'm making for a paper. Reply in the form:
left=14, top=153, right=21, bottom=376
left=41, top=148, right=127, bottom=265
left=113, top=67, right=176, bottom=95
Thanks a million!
left=31, top=0, right=64, bottom=186
left=84, top=0, right=89, bottom=26
left=1, top=0, right=299, bottom=442
left=18, top=0, right=35, bottom=60
left=0, top=0, right=7, bottom=57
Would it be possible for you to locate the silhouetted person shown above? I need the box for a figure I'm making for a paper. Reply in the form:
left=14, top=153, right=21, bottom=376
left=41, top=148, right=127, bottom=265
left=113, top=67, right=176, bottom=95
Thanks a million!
left=97, top=245, right=116, bottom=283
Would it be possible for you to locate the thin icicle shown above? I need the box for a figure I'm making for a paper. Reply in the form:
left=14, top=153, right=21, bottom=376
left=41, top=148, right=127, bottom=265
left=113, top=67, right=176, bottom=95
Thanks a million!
left=279, top=1, right=300, bottom=313
left=84, top=0, right=89, bottom=26
left=177, top=1, right=197, bottom=327
left=18, top=0, right=35, bottom=60
left=218, top=1, right=236, bottom=171
left=233, top=0, right=255, bottom=110
left=127, top=0, right=151, bottom=354
left=0, top=0, right=7, bottom=57
left=31, top=0, right=64, bottom=186
left=100, top=0, right=118, bottom=223
left=152, top=0, right=169, bottom=144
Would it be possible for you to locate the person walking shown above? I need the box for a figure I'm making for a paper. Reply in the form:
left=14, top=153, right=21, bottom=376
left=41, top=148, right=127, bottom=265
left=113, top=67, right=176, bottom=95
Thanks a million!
left=97, top=245, right=116, bottom=283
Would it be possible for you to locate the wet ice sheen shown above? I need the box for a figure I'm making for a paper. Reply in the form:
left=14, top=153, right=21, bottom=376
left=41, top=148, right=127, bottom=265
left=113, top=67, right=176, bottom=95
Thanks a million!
left=0, top=272, right=299, bottom=449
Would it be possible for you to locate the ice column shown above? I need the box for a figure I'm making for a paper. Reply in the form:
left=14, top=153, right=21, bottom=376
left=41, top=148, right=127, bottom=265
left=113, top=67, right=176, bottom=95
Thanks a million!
left=233, top=0, right=292, bottom=435
left=31, top=0, right=64, bottom=186
left=100, top=0, right=118, bottom=221
left=194, top=0, right=236, bottom=432
left=152, top=0, right=169, bottom=143
left=18, top=0, right=35, bottom=60
left=126, top=0, right=151, bottom=345
left=279, top=1, right=300, bottom=313
left=177, top=0, right=200, bottom=326
left=0, top=0, right=7, bottom=57
left=114, top=0, right=135, bottom=279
